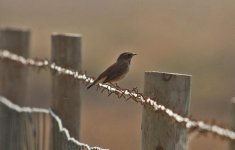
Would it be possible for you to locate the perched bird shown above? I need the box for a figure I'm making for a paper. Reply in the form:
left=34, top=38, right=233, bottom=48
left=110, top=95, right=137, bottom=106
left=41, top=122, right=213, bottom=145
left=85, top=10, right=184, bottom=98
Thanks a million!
left=87, top=52, right=137, bottom=89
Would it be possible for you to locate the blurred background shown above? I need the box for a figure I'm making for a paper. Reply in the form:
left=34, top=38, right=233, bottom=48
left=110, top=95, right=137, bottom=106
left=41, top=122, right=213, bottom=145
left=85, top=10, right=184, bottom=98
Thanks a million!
left=1, top=0, right=235, bottom=149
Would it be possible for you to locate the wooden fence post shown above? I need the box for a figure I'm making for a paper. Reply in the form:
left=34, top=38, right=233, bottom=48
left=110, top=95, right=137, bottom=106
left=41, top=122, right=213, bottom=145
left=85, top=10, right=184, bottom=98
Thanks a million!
left=0, top=27, right=30, bottom=150
left=230, top=98, right=235, bottom=150
left=142, top=71, right=191, bottom=150
left=51, top=33, right=81, bottom=140
left=0, top=27, right=30, bottom=105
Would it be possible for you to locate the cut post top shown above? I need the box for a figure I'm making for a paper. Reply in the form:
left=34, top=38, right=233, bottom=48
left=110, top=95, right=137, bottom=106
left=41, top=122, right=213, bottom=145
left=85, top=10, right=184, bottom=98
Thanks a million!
left=0, top=26, right=30, bottom=32
left=145, top=71, right=191, bottom=77
left=231, top=97, right=235, bottom=104
left=52, top=32, right=82, bottom=38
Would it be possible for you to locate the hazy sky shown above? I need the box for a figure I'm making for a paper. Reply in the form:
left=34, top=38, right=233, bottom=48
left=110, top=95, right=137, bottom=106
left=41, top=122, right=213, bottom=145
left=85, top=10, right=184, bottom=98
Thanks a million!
left=1, top=1, right=235, bottom=149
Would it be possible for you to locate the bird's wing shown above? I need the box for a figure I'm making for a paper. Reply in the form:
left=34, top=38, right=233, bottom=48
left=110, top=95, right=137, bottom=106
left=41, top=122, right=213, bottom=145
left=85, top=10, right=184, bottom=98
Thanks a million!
left=97, top=62, right=118, bottom=80
left=87, top=62, right=128, bottom=89
left=87, top=62, right=117, bottom=89
left=102, top=62, right=129, bottom=83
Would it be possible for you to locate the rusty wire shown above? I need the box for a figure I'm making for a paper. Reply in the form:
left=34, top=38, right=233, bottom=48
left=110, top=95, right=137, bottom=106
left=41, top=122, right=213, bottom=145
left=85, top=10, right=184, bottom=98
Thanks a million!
left=0, top=49, right=235, bottom=142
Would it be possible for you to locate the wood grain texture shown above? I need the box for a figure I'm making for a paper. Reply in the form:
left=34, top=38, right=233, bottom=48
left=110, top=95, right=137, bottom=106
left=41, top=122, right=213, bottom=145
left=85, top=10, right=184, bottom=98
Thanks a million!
left=142, top=71, right=191, bottom=150
left=51, top=33, right=81, bottom=141
left=0, top=27, right=30, bottom=105
left=0, top=27, right=30, bottom=150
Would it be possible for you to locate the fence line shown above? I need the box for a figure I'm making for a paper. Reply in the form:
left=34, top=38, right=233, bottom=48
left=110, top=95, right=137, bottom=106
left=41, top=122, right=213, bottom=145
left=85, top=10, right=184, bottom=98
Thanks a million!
left=0, top=96, right=107, bottom=150
left=0, top=49, right=235, bottom=142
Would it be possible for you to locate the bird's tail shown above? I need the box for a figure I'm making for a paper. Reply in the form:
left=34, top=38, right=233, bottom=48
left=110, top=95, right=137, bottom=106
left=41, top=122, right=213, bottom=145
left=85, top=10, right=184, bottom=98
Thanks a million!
left=87, top=79, right=98, bottom=89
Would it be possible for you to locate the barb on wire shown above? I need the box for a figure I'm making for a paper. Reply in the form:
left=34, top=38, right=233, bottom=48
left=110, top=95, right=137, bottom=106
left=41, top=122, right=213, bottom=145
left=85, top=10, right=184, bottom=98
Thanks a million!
left=0, top=49, right=235, bottom=141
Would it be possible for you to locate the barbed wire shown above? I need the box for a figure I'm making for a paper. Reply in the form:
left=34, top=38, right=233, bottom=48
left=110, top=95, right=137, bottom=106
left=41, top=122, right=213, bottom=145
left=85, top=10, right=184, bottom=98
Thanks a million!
left=0, top=96, right=108, bottom=150
left=0, top=49, right=235, bottom=142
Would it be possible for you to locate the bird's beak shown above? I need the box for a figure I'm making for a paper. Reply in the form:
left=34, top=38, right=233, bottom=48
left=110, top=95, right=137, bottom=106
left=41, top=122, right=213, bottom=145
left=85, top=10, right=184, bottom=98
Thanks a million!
left=132, top=53, right=137, bottom=56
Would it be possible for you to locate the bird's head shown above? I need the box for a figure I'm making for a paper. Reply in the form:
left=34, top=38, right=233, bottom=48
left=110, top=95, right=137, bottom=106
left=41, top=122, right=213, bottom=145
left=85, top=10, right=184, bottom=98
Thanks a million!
left=117, top=52, right=137, bottom=63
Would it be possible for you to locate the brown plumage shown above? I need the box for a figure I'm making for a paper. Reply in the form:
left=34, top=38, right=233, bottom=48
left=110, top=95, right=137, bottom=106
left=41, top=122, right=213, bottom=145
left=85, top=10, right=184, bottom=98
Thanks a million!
left=87, top=52, right=136, bottom=89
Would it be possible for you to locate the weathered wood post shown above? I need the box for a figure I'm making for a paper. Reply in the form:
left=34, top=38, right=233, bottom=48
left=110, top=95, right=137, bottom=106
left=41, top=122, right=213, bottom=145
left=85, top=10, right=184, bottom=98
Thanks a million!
left=51, top=33, right=81, bottom=140
left=230, top=98, right=235, bottom=150
left=0, top=27, right=30, bottom=105
left=0, top=27, right=30, bottom=150
left=142, top=71, right=191, bottom=150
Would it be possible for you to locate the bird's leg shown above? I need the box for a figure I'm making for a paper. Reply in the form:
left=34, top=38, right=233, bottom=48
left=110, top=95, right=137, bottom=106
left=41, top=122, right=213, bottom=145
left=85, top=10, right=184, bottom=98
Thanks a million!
left=109, top=82, right=119, bottom=88
left=114, top=83, right=121, bottom=89
left=110, top=82, right=118, bottom=87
